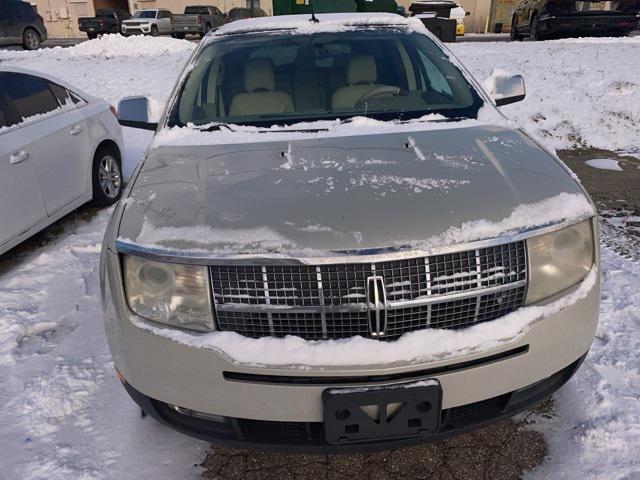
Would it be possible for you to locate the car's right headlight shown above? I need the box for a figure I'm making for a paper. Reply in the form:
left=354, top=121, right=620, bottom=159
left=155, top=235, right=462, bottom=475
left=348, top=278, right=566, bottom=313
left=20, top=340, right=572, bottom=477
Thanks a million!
left=525, top=218, right=595, bottom=305
left=122, top=255, right=214, bottom=332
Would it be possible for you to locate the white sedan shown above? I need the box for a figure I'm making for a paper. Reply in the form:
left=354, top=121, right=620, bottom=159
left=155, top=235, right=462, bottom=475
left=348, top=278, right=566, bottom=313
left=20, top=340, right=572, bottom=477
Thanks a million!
left=0, top=66, right=123, bottom=256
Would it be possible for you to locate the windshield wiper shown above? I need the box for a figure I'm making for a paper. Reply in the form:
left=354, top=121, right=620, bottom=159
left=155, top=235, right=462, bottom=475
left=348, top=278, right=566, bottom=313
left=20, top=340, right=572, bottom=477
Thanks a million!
left=192, top=123, right=235, bottom=132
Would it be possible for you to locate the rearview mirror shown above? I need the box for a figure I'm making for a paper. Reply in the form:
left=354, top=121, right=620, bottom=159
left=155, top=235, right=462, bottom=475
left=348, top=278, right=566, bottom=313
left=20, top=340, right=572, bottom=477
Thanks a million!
left=117, top=96, right=158, bottom=130
left=483, top=71, right=526, bottom=107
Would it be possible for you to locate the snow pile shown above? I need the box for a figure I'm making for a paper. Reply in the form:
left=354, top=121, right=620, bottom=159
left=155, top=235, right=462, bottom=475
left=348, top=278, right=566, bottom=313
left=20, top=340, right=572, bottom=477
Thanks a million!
left=133, top=267, right=596, bottom=368
left=1, top=35, right=194, bottom=181
left=0, top=210, right=206, bottom=479
left=585, top=158, right=623, bottom=172
left=0, top=35, right=193, bottom=108
left=450, top=37, right=640, bottom=151
left=70, top=33, right=194, bottom=57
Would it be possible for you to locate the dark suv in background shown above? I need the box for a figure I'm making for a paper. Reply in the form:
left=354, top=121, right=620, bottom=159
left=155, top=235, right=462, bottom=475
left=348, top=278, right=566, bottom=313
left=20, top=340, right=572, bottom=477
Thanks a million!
left=511, top=0, right=640, bottom=40
left=0, top=0, right=47, bottom=49
left=225, top=7, right=268, bottom=22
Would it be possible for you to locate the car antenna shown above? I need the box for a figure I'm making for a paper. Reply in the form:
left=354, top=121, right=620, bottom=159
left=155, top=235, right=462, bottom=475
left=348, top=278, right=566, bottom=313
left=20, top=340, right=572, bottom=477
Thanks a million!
left=309, top=0, right=319, bottom=23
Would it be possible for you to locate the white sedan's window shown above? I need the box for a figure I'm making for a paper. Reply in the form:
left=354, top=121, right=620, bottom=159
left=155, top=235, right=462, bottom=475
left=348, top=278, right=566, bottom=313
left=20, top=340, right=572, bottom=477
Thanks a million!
left=0, top=73, right=60, bottom=123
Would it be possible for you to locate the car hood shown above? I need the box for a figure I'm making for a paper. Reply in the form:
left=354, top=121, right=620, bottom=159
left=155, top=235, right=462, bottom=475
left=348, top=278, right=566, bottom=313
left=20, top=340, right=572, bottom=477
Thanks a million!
left=117, top=124, right=587, bottom=257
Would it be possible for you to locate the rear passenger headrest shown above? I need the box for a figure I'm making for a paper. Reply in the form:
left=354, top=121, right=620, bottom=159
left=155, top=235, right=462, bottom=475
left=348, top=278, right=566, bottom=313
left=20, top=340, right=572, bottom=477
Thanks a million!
left=347, top=55, right=377, bottom=85
left=244, top=58, right=275, bottom=92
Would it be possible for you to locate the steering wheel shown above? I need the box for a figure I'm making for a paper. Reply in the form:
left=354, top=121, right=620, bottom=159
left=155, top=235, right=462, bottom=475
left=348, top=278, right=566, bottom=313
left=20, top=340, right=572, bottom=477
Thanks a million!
left=355, top=86, right=403, bottom=107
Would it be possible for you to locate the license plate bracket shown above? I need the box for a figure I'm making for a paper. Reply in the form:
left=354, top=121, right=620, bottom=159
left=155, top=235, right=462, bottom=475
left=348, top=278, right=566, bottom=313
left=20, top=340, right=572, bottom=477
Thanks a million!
left=323, top=380, right=442, bottom=445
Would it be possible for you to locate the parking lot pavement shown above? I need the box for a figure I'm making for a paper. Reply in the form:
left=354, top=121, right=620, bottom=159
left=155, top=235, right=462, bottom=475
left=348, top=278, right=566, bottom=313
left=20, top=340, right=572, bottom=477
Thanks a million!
left=558, top=148, right=640, bottom=259
left=202, top=405, right=549, bottom=480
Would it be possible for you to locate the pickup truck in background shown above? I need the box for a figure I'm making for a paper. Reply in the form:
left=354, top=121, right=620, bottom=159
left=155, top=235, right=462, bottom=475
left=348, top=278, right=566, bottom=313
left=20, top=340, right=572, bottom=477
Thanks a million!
left=78, top=9, right=130, bottom=38
left=171, top=5, right=225, bottom=38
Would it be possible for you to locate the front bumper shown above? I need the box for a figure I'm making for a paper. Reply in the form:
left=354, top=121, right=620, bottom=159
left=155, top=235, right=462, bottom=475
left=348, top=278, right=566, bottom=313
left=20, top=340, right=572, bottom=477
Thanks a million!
left=101, top=245, right=599, bottom=449
left=121, top=352, right=586, bottom=453
left=121, top=24, right=152, bottom=35
left=172, top=25, right=203, bottom=34
left=539, top=13, right=639, bottom=35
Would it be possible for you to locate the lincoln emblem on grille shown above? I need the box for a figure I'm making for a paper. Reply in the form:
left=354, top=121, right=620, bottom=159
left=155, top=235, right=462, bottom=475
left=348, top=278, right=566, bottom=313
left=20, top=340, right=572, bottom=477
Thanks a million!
left=366, top=276, right=388, bottom=337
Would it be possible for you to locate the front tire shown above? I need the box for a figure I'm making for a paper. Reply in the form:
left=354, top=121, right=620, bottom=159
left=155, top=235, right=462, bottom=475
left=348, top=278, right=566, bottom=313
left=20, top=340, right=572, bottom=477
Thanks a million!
left=150, top=25, right=159, bottom=37
left=87, top=32, right=97, bottom=39
left=22, top=28, right=41, bottom=50
left=510, top=16, right=523, bottom=41
left=92, top=146, right=123, bottom=207
left=530, top=15, right=543, bottom=41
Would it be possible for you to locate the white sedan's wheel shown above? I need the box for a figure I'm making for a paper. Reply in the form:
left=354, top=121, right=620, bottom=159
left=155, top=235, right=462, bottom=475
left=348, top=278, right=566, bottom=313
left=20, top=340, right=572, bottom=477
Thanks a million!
left=93, top=149, right=122, bottom=206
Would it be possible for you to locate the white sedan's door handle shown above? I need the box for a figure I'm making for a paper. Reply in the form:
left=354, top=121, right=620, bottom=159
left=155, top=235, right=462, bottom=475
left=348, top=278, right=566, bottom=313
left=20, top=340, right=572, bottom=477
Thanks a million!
left=9, top=151, right=29, bottom=164
left=70, top=125, right=83, bottom=136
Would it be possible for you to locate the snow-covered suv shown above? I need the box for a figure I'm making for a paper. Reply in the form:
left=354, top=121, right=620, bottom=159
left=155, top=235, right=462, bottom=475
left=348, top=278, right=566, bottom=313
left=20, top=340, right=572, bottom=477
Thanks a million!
left=121, top=9, right=172, bottom=36
left=101, top=14, right=599, bottom=452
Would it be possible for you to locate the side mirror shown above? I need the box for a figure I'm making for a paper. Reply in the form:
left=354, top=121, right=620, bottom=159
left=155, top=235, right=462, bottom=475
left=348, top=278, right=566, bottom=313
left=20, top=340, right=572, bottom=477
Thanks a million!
left=465, top=11, right=471, bottom=15
left=483, top=71, right=526, bottom=107
left=117, top=96, right=158, bottom=130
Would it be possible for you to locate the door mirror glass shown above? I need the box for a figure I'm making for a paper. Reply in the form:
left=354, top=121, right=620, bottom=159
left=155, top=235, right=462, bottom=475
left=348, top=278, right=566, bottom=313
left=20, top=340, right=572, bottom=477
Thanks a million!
left=483, top=70, right=526, bottom=107
left=117, top=96, right=157, bottom=130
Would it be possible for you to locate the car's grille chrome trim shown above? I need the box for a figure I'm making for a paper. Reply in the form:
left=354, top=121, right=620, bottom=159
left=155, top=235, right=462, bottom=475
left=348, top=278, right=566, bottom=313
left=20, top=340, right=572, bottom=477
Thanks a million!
left=316, top=266, right=327, bottom=339
left=213, top=280, right=526, bottom=313
left=211, top=241, right=527, bottom=340
left=473, top=249, right=483, bottom=323
left=261, top=266, right=275, bottom=337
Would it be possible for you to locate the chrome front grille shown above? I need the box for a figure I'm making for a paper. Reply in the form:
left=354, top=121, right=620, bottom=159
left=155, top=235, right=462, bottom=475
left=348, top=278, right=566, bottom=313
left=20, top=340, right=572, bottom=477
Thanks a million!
left=211, top=241, right=527, bottom=340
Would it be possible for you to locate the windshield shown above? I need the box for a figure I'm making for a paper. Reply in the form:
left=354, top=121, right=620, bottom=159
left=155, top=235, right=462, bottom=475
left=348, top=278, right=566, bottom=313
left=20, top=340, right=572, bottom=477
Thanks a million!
left=169, top=29, right=483, bottom=128
left=134, top=10, right=156, bottom=18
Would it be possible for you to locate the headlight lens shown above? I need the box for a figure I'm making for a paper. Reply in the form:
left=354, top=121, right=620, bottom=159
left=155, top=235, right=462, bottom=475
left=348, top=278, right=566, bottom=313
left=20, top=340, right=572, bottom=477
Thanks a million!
left=525, top=219, right=594, bottom=304
left=123, top=256, right=214, bottom=331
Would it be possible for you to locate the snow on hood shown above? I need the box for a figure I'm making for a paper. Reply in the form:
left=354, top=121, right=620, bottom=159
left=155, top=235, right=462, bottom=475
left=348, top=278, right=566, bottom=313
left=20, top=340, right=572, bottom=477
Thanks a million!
left=118, top=122, right=591, bottom=256
left=132, top=265, right=597, bottom=368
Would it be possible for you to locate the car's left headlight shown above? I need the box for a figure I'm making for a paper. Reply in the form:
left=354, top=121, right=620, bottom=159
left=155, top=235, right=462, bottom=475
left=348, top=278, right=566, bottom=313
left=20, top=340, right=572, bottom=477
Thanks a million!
left=122, top=255, right=214, bottom=331
left=525, top=219, right=595, bottom=305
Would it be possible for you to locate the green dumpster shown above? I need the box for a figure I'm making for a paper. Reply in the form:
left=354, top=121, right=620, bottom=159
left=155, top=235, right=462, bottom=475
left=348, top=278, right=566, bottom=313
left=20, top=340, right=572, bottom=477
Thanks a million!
left=273, top=0, right=399, bottom=16
left=273, top=0, right=356, bottom=16
left=356, top=0, right=398, bottom=13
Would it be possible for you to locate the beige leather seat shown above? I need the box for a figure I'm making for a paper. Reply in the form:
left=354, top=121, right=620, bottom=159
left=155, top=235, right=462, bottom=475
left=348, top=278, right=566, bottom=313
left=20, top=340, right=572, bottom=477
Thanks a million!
left=229, top=58, right=294, bottom=117
left=331, top=55, right=393, bottom=110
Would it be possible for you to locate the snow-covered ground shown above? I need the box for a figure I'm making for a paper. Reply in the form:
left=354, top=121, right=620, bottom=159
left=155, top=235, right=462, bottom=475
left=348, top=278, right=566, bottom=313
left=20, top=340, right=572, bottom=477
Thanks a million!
left=1, top=34, right=639, bottom=479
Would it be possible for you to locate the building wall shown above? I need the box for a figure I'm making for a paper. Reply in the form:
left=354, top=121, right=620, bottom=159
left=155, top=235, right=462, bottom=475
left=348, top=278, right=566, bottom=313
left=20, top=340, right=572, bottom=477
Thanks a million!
left=457, top=0, right=492, bottom=33
left=31, top=0, right=94, bottom=38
